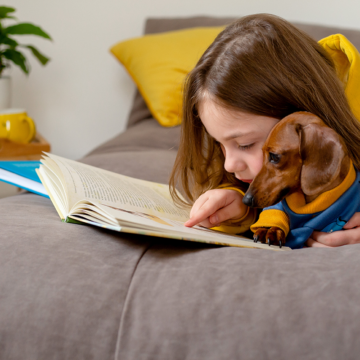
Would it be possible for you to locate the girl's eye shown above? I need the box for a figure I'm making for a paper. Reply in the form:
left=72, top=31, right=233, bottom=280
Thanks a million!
left=238, top=143, right=254, bottom=151
left=269, top=152, right=280, bottom=164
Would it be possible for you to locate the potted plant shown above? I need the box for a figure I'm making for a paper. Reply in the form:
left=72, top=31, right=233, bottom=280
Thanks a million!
left=0, top=6, right=52, bottom=109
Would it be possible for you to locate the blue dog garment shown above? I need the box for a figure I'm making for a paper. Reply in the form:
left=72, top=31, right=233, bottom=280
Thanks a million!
left=252, top=166, right=360, bottom=249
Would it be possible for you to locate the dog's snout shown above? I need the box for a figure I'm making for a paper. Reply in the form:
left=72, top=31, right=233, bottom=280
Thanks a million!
left=242, top=192, right=254, bottom=207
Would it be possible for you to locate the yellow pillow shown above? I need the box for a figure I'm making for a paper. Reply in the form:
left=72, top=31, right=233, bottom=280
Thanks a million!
left=318, top=34, right=360, bottom=122
left=110, top=27, right=225, bottom=127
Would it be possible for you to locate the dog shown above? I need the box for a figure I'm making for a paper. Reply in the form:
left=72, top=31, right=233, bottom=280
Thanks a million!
left=242, top=111, right=360, bottom=249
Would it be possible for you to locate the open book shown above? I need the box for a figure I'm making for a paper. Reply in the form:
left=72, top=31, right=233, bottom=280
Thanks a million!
left=37, top=153, right=290, bottom=251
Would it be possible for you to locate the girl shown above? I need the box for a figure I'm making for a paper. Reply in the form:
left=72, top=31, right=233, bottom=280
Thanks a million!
left=169, top=13, right=360, bottom=248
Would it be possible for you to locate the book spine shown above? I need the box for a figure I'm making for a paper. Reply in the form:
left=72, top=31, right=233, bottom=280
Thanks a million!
left=62, top=218, right=84, bottom=225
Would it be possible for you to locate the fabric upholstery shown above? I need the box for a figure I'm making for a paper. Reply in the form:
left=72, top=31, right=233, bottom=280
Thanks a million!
left=116, top=240, right=360, bottom=360
left=0, top=193, right=151, bottom=359
left=86, top=119, right=181, bottom=156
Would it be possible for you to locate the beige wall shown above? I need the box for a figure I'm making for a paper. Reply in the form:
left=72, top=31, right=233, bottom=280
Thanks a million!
left=8, top=0, right=360, bottom=159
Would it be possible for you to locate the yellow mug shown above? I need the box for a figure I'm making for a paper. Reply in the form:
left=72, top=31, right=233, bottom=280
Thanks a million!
left=0, top=109, right=36, bottom=144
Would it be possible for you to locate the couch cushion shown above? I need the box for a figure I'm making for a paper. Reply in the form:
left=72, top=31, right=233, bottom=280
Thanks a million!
left=82, top=149, right=177, bottom=184
left=116, top=240, right=360, bottom=360
left=86, top=118, right=181, bottom=157
left=0, top=193, right=151, bottom=360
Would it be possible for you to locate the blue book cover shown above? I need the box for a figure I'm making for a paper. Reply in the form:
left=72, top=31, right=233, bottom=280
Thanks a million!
left=0, top=161, right=49, bottom=198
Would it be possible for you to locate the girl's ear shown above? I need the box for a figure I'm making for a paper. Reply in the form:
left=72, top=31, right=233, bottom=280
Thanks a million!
left=298, top=123, right=347, bottom=196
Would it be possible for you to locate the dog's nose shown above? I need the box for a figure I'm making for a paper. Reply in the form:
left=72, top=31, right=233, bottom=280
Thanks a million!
left=242, top=192, right=254, bottom=207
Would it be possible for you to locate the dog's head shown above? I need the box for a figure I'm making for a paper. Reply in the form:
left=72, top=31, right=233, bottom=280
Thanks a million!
left=242, top=112, right=349, bottom=208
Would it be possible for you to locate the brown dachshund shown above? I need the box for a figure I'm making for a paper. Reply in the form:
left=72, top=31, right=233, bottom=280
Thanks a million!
left=242, top=111, right=350, bottom=247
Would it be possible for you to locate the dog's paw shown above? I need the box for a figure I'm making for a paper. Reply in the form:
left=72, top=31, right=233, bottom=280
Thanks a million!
left=253, top=227, right=286, bottom=248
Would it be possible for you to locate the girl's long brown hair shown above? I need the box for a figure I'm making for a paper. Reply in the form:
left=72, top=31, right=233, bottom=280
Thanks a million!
left=169, top=13, right=360, bottom=207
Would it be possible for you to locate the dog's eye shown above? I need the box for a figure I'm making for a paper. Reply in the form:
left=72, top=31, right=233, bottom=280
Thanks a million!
left=269, top=152, right=280, bottom=164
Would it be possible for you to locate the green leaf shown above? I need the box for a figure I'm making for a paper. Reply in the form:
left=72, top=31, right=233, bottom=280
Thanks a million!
left=0, top=35, right=18, bottom=47
left=0, top=6, right=15, bottom=19
left=2, top=48, right=29, bottom=74
left=22, top=45, right=50, bottom=65
left=5, top=23, right=52, bottom=40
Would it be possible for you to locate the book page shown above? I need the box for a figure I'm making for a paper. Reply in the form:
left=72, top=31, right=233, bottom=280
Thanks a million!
left=43, top=153, right=190, bottom=222
left=68, top=202, right=290, bottom=251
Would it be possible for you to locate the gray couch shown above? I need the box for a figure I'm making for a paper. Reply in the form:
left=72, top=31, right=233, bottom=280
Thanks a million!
left=2, top=16, right=360, bottom=360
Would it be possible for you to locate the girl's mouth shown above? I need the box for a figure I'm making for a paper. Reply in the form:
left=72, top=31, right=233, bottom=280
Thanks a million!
left=240, top=179, right=253, bottom=183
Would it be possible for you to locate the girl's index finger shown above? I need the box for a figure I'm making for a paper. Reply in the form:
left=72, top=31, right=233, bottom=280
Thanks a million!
left=184, top=214, right=211, bottom=227
left=184, top=217, right=206, bottom=228
left=184, top=201, right=219, bottom=227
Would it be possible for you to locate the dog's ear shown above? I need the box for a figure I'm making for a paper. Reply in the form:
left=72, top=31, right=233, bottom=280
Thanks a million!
left=297, top=123, right=347, bottom=196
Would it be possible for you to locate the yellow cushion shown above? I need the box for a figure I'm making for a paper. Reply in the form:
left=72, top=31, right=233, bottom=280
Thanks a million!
left=110, top=27, right=224, bottom=127
left=318, top=34, right=360, bottom=122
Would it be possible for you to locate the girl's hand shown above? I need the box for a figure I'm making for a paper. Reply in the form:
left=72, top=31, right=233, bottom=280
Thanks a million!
left=306, top=212, right=360, bottom=247
left=184, top=189, right=247, bottom=228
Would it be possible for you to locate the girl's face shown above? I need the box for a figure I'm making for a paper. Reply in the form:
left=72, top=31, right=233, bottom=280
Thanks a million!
left=199, top=98, right=280, bottom=183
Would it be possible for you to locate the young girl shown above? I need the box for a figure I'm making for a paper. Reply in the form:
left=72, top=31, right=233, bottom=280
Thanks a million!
left=169, top=13, right=360, bottom=248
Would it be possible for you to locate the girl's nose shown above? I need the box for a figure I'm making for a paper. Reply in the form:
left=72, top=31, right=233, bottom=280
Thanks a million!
left=224, top=152, right=246, bottom=173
